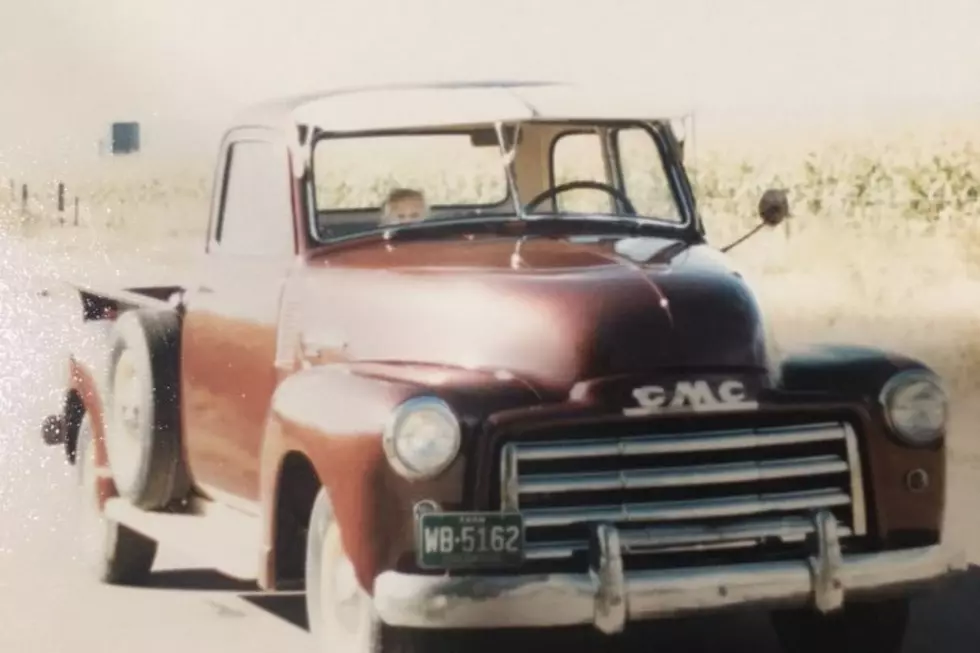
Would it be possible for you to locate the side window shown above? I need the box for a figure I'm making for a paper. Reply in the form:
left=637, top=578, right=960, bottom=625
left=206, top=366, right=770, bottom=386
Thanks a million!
left=616, top=127, right=683, bottom=222
left=215, top=139, right=295, bottom=256
left=550, top=131, right=613, bottom=214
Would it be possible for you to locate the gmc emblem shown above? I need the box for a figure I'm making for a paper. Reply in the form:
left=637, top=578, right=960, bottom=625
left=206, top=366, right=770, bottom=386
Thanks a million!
left=623, top=379, right=759, bottom=416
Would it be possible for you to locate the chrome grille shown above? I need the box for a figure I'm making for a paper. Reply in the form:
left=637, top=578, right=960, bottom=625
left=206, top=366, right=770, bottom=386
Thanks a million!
left=499, top=421, right=867, bottom=563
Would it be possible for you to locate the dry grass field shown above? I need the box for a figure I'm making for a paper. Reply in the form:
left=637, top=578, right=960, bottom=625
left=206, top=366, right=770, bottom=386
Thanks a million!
left=2, top=118, right=979, bottom=451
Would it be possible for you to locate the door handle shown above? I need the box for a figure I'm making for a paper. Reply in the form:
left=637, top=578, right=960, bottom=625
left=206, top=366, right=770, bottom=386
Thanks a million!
left=300, top=330, right=349, bottom=359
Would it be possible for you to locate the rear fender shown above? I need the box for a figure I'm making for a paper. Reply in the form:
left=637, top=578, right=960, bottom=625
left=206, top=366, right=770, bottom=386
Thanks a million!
left=57, top=286, right=131, bottom=501
left=68, top=354, right=119, bottom=509
left=46, top=281, right=178, bottom=459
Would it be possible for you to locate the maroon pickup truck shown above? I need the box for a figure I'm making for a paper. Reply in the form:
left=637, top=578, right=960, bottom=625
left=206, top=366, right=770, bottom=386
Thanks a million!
left=42, top=81, right=963, bottom=653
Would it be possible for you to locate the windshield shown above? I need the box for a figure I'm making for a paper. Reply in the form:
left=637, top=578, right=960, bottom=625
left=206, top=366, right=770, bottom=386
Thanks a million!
left=311, top=131, right=512, bottom=241
left=309, top=122, right=689, bottom=242
left=550, top=126, right=684, bottom=223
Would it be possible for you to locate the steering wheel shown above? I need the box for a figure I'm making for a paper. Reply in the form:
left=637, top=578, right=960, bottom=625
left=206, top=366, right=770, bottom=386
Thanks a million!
left=523, top=180, right=637, bottom=216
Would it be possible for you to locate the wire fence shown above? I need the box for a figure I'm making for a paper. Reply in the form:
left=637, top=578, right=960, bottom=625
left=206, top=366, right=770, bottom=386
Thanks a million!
left=2, top=178, right=83, bottom=228
left=0, top=167, right=214, bottom=246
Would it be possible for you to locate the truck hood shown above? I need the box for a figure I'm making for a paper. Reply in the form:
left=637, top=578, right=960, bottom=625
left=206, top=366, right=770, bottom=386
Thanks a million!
left=299, top=233, right=770, bottom=394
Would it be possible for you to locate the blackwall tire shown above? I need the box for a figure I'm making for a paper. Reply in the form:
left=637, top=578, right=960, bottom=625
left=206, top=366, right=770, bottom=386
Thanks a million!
left=103, top=308, right=189, bottom=510
left=770, top=597, right=910, bottom=653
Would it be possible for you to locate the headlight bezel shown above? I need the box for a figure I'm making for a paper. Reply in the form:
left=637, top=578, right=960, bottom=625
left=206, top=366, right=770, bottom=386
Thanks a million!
left=382, top=396, right=462, bottom=480
left=878, top=368, right=949, bottom=447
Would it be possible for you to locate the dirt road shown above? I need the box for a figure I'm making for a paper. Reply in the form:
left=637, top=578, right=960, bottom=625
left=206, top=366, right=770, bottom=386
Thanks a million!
left=1, top=236, right=979, bottom=652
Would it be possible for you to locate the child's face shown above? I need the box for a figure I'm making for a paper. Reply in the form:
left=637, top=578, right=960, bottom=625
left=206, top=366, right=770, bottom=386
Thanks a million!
left=383, top=196, right=427, bottom=224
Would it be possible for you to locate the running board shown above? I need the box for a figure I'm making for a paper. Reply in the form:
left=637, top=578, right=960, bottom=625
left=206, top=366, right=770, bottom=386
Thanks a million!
left=103, top=496, right=262, bottom=581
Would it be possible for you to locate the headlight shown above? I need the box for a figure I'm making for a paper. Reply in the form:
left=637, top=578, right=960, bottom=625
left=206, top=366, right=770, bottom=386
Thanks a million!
left=879, top=369, right=948, bottom=445
left=383, top=397, right=461, bottom=479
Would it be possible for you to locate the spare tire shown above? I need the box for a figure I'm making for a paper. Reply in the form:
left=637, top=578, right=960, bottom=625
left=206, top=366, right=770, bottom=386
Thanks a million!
left=103, top=308, right=190, bottom=510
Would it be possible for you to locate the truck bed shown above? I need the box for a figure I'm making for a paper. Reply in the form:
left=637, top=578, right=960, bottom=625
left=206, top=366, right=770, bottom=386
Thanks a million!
left=74, top=283, right=184, bottom=320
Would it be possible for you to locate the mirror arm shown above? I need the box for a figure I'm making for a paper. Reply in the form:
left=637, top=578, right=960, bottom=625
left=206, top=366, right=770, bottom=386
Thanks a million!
left=720, top=222, right=767, bottom=254
left=719, top=187, right=789, bottom=253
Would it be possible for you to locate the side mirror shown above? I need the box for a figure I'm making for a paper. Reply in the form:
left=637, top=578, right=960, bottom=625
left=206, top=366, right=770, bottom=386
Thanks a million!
left=758, top=188, right=790, bottom=226
left=720, top=188, right=791, bottom=253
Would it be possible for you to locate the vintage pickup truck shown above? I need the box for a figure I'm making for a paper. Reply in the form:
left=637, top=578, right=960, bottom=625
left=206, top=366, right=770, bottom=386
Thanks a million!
left=42, top=80, right=962, bottom=653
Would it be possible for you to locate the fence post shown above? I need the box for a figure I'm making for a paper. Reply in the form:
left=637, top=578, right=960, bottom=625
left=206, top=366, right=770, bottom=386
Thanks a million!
left=74, top=197, right=80, bottom=226
left=57, top=182, right=66, bottom=225
left=20, top=183, right=28, bottom=215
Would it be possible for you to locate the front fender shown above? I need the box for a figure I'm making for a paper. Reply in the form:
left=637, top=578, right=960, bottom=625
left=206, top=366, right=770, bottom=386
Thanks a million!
left=259, top=362, right=542, bottom=591
left=777, top=343, right=947, bottom=545
left=776, top=343, right=936, bottom=398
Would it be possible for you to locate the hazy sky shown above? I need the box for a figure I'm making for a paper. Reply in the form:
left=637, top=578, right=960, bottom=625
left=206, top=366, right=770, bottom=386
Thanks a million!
left=2, top=0, right=979, bottom=171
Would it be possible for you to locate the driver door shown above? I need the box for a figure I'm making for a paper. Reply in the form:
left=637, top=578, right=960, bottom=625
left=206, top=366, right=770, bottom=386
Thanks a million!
left=180, top=128, right=298, bottom=511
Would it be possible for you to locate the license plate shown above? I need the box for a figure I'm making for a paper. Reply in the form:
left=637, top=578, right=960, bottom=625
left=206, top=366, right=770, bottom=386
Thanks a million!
left=416, top=512, right=525, bottom=569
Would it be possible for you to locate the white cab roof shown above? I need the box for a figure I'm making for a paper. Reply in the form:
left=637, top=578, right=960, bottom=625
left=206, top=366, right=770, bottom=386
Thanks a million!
left=240, top=81, right=693, bottom=133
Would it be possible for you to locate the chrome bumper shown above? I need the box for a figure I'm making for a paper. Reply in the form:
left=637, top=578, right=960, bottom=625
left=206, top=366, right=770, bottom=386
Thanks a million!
left=373, top=511, right=966, bottom=633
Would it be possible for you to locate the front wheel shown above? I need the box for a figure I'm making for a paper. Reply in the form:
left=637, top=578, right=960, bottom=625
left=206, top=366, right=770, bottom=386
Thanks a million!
left=305, top=488, right=383, bottom=653
left=770, top=597, right=910, bottom=653
left=305, top=488, right=467, bottom=653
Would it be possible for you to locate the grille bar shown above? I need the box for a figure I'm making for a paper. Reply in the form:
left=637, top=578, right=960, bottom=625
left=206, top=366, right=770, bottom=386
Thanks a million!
left=509, top=422, right=846, bottom=463
left=518, top=454, right=849, bottom=494
left=500, top=420, right=868, bottom=563
left=523, top=488, right=851, bottom=528
left=525, top=515, right=857, bottom=560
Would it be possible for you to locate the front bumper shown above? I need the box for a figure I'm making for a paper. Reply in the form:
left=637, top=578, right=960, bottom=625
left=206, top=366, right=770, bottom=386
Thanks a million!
left=373, top=510, right=966, bottom=634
